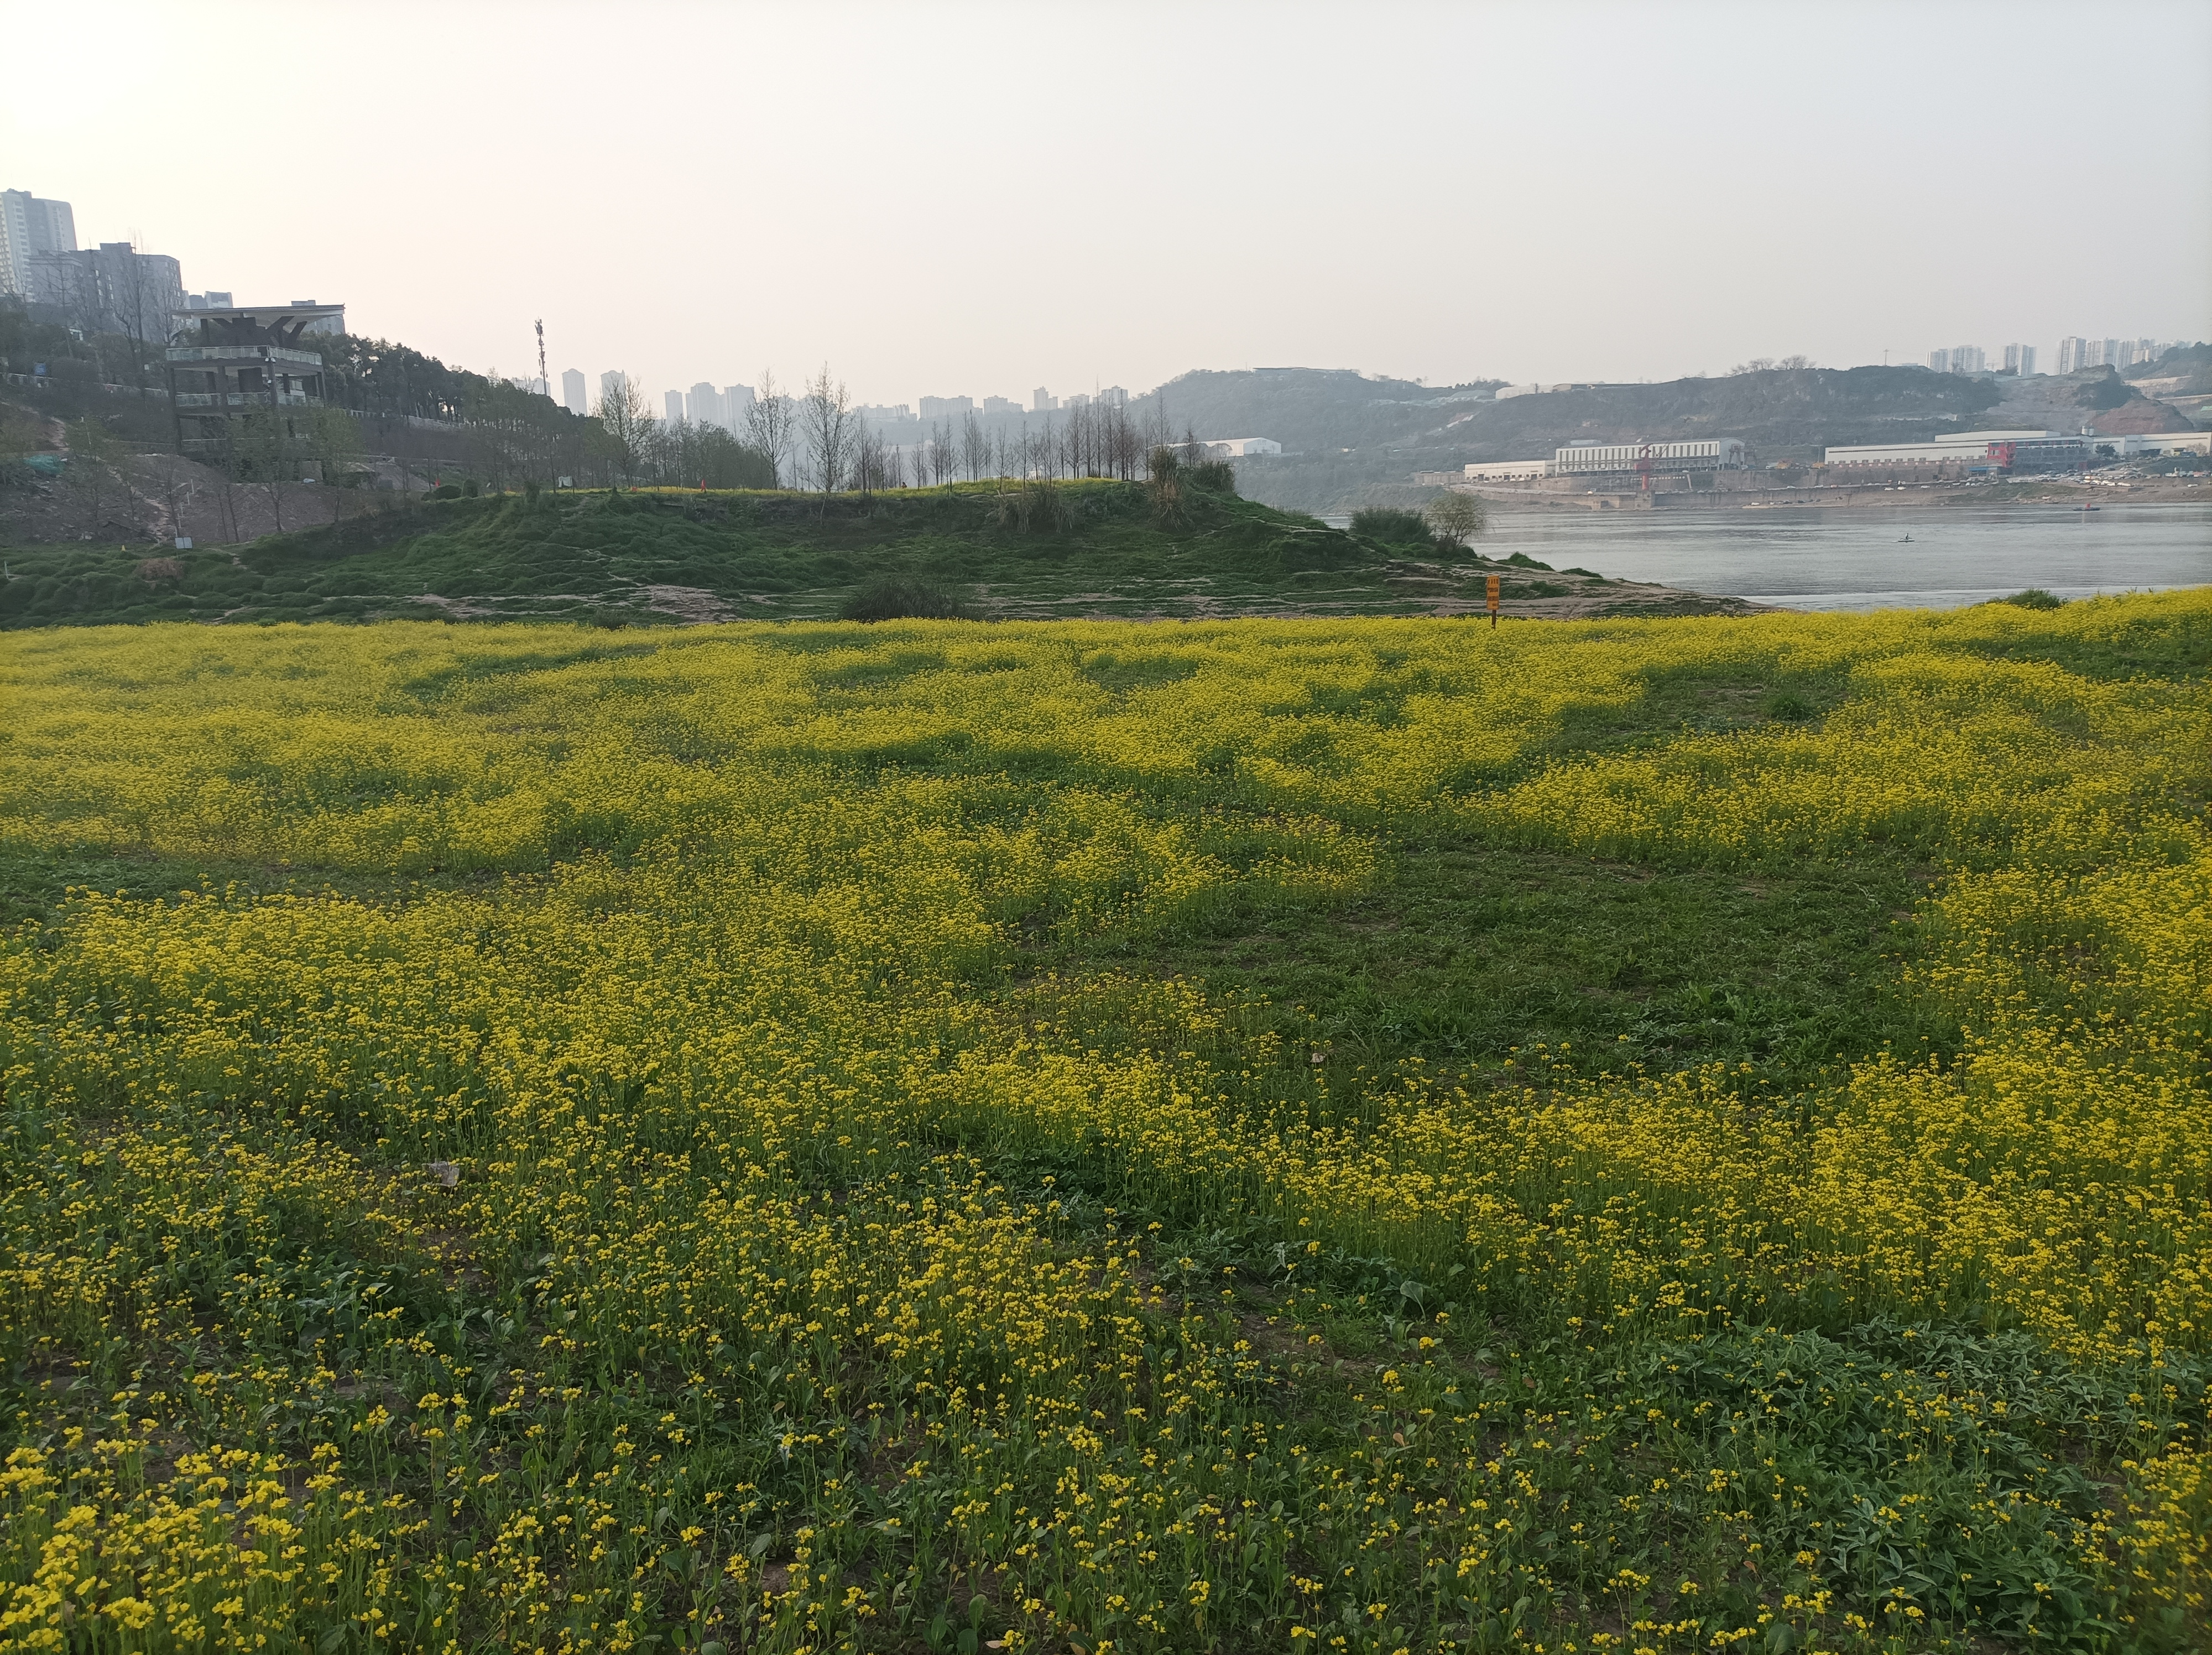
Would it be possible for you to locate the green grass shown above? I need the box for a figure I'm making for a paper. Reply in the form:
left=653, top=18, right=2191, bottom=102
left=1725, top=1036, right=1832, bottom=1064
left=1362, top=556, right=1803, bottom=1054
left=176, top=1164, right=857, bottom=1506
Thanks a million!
left=0, top=479, right=1742, bottom=628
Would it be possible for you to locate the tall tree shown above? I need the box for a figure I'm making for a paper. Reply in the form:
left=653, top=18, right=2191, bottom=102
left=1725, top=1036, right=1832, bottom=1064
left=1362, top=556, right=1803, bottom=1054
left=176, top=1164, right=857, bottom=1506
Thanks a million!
left=961, top=410, right=987, bottom=483
left=743, top=369, right=795, bottom=488
left=800, top=364, right=853, bottom=502
left=592, top=373, right=654, bottom=487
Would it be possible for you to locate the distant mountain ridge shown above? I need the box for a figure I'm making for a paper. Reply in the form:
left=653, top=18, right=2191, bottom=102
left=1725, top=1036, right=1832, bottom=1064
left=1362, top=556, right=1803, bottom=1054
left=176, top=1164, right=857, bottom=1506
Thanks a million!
left=1160, top=365, right=2192, bottom=514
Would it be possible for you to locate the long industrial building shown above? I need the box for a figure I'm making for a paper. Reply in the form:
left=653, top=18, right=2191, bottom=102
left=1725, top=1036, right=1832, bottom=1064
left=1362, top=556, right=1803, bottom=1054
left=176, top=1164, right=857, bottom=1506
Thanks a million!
left=1823, top=430, right=2085, bottom=471
left=1551, top=439, right=1745, bottom=474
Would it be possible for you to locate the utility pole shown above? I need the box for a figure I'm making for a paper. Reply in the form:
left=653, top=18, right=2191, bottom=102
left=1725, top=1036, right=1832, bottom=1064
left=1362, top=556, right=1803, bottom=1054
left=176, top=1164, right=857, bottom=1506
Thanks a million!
left=535, top=319, right=547, bottom=398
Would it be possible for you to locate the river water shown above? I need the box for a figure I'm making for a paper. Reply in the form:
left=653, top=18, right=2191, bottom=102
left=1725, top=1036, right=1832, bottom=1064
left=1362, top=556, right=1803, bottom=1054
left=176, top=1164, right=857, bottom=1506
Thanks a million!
left=1326, top=503, right=2212, bottom=611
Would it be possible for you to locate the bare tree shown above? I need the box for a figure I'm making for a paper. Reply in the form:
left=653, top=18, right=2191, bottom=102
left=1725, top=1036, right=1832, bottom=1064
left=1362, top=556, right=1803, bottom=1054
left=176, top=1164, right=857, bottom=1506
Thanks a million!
left=743, top=368, right=796, bottom=487
left=62, top=417, right=129, bottom=536
left=961, top=410, right=988, bottom=482
left=800, top=363, right=853, bottom=502
left=931, top=420, right=954, bottom=486
left=592, top=372, right=655, bottom=486
left=1425, top=489, right=1486, bottom=549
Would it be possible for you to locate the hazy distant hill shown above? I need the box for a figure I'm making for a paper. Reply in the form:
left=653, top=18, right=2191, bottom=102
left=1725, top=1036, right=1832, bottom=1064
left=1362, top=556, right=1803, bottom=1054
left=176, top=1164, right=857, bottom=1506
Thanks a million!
left=1129, top=369, right=1503, bottom=459
left=1202, top=365, right=2188, bottom=514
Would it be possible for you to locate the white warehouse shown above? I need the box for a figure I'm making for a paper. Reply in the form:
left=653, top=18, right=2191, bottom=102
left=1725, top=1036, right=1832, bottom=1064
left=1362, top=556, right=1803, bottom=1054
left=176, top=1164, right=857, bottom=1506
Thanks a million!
left=1552, top=439, right=1746, bottom=474
left=1464, top=459, right=1554, bottom=480
left=1203, top=437, right=1282, bottom=458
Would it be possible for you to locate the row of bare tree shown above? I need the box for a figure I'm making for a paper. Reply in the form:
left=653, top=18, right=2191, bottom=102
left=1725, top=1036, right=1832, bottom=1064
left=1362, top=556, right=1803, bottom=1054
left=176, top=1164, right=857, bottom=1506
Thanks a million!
left=592, top=362, right=1192, bottom=498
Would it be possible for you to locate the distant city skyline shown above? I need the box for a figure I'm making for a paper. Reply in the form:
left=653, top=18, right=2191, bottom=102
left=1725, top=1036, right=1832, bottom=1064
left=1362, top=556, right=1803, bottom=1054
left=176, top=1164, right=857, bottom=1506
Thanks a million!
left=6, top=2, right=2204, bottom=408
left=14, top=170, right=2192, bottom=416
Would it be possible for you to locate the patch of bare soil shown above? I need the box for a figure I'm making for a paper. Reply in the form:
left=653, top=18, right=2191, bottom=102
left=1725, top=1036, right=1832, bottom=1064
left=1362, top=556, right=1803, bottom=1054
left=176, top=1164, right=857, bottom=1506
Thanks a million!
left=640, top=584, right=736, bottom=624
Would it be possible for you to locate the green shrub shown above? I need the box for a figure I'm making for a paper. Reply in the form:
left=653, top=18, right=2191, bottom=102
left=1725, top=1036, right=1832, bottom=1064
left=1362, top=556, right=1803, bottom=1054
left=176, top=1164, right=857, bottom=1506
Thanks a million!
left=1349, top=507, right=1433, bottom=545
left=1995, top=589, right=2064, bottom=610
left=839, top=576, right=975, bottom=622
left=1187, top=459, right=1238, bottom=496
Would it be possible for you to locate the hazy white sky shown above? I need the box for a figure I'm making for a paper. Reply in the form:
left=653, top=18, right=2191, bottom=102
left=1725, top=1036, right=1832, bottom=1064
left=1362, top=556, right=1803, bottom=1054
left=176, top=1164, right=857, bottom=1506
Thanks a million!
left=8, top=0, right=2209, bottom=409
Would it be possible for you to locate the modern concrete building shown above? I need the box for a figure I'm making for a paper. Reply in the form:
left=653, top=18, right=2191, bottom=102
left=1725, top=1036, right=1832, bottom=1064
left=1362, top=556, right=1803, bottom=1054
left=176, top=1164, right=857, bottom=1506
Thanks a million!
left=561, top=368, right=588, bottom=417
left=1098, top=386, right=1128, bottom=408
left=2002, top=344, right=2037, bottom=376
left=919, top=394, right=972, bottom=421
left=687, top=383, right=723, bottom=429
left=665, top=389, right=686, bottom=424
left=1463, top=459, right=1554, bottom=481
left=0, top=189, right=75, bottom=297
left=181, top=290, right=236, bottom=312
left=1823, top=430, right=2085, bottom=471
left=1202, top=437, right=1282, bottom=458
left=1552, top=439, right=1745, bottom=475
left=1032, top=387, right=1056, bottom=413
left=163, top=301, right=343, bottom=462
left=599, top=370, right=628, bottom=408
left=25, top=241, right=184, bottom=342
left=981, top=395, right=1020, bottom=417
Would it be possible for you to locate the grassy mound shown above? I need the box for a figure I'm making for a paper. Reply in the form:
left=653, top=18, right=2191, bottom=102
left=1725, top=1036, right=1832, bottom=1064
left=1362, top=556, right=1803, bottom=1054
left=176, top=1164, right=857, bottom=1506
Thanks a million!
left=0, top=477, right=1751, bottom=628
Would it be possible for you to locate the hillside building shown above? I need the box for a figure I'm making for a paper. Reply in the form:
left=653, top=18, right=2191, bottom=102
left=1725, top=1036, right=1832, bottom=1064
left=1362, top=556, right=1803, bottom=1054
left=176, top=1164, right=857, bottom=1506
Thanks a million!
left=0, top=189, right=75, bottom=297
left=1203, top=437, right=1282, bottom=458
left=1823, top=429, right=2085, bottom=472
left=1552, top=439, right=1745, bottom=475
left=1463, top=459, right=1554, bottom=481
left=163, top=301, right=345, bottom=462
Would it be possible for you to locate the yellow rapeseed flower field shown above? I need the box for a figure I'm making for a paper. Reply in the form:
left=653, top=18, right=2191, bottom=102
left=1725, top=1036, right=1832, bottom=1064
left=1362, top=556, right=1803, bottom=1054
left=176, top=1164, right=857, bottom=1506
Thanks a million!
left=1, top=592, right=2205, bottom=1653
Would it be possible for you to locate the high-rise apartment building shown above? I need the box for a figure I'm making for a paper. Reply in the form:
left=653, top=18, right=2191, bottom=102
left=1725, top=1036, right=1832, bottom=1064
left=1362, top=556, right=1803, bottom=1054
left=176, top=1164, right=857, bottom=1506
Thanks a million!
left=2002, top=344, right=2038, bottom=376
left=0, top=189, right=76, bottom=297
left=2056, top=337, right=2086, bottom=374
left=29, top=241, right=182, bottom=342
left=599, top=370, right=629, bottom=409
left=1099, top=387, right=1128, bottom=408
left=919, top=395, right=973, bottom=421
left=1947, top=346, right=1985, bottom=375
left=723, top=384, right=755, bottom=419
left=981, top=395, right=1020, bottom=417
left=562, top=368, right=588, bottom=417
left=1032, top=387, right=1056, bottom=413
left=687, top=383, right=724, bottom=430
left=1927, top=348, right=1950, bottom=373
left=664, top=389, right=686, bottom=424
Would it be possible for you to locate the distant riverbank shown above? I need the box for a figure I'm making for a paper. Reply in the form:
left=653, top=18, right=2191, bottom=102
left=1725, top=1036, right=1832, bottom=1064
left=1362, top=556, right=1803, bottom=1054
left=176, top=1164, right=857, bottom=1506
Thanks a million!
left=1466, top=475, right=2211, bottom=513
left=1326, top=502, right=2211, bottom=612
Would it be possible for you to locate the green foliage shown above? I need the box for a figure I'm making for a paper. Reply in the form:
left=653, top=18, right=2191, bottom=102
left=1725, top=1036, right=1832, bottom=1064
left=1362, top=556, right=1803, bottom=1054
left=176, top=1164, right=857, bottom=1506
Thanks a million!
left=0, top=481, right=1737, bottom=630
left=1186, top=458, right=1238, bottom=495
left=1997, top=588, right=2065, bottom=610
left=838, top=575, right=974, bottom=622
left=1348, top=506, right=1433, bottom=545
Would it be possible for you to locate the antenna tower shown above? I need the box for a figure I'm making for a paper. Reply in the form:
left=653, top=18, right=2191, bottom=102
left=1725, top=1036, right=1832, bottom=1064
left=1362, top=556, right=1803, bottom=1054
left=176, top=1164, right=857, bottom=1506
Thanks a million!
left=535, top=319, right=547, bottom=397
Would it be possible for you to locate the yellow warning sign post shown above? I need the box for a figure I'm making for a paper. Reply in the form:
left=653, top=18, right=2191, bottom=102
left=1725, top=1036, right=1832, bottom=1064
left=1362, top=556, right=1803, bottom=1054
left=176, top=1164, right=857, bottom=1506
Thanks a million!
left=1486, top=573, right=1500, bottom=629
